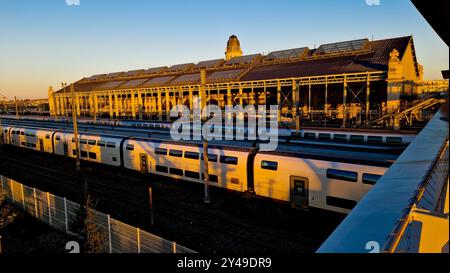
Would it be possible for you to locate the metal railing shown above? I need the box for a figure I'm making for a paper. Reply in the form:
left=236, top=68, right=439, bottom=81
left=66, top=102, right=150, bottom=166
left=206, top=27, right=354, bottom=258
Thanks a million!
left=383, top=139, right=449, bottom=253
left=0, top=175, right=195, bottom=253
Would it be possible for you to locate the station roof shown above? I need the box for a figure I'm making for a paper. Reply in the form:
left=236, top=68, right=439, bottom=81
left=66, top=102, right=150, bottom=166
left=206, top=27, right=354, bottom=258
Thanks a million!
left=54, top=36, right=415, bottom=94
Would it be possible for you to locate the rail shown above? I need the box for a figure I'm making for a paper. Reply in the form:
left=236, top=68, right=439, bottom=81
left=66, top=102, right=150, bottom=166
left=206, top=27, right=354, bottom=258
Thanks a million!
left=0, top=176, right=196, bottom=253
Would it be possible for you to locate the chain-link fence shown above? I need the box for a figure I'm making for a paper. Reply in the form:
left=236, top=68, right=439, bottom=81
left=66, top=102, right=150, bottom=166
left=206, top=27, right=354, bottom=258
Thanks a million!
left=0, top=175, right=195, bottom=253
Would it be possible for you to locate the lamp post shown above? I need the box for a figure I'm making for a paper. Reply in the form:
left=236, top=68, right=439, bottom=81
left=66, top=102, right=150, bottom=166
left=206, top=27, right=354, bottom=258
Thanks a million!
left=70, top=83, right=81, bottom=172
left=200, top=68, right=210, bottom=203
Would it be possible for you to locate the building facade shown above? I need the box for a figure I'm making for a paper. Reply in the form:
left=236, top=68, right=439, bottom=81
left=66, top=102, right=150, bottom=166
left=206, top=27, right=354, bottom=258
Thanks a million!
left=49, top=35, right=437, bottom=126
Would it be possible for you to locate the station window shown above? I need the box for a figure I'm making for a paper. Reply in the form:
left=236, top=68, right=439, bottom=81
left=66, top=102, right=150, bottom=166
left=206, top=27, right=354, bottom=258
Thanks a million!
left=169, top=150, right=183, bottom=157
left=155, top=165, right=168, bottom=173
left=126, top=144, right=135, bottom=151
left=326, top=196, right=357, bottom=210
left=326, top=169, right=358, bottom=182
left=155, top=148, right=167, bottom=155
left=362, top=173, right=382, bottom=185
left=89, top=152, right=97, bottom=160
left=220, top=156, right=238, bottom=165
left=261, top=160, right=278, bottom=171
left=350, top=135, right=364, bottom=143
left=106, top=142, right=116, bottom=148
left=112, top=157, right=117, bottom=162
left=185, top=170, right=200, bottom=179
left=88, top=140, right=96, bottom=145
left=169, top=168, right=183, bottom=176
left=367, top=136, right=382, bottom=144
left=201, top=153, right=218, bottom=162
left=184, top=151, right=199, bottom=160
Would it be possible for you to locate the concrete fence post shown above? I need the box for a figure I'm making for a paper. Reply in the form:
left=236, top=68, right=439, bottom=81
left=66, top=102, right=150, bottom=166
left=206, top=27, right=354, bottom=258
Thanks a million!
left=47, top=192, right=52, bottom=225
left=21, top=183, right=25, bottom=209
left=137, top=228, right=141, bottom=253
left=64, top=197, right=68, bottom=233
left=33, top=188, right=38, bottom=218
left=107, top=214, right=112, bottom=253
left=9, top=179, right=13, bottom=203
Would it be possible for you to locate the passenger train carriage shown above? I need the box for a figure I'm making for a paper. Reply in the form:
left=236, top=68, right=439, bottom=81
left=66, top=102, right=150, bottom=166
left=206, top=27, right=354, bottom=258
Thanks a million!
left=2, top=125, right=389, bottom=214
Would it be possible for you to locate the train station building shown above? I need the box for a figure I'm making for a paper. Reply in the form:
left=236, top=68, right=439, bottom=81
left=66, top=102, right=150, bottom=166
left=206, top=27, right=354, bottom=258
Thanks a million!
left=48, top=35, right=443, bottom=126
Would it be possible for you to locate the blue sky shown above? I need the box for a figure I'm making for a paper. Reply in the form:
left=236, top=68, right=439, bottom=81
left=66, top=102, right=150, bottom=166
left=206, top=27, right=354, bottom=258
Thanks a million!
left=0, top=0, right=448, bottom=99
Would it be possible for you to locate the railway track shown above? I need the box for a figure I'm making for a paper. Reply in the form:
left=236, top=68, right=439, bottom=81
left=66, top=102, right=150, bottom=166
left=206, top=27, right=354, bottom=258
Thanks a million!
left=0, top=148, right=326, bottom=253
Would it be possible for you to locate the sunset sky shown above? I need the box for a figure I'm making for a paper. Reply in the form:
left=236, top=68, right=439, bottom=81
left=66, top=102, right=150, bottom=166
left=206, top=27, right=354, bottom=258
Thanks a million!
left=0, top=0, right=448, bottom=99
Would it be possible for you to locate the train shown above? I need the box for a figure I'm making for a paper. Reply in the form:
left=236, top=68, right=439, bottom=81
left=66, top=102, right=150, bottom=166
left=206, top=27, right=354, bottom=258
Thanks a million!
left=0, top=115, right=417, bottom=145
left=1, top=124, right=389, bottom=214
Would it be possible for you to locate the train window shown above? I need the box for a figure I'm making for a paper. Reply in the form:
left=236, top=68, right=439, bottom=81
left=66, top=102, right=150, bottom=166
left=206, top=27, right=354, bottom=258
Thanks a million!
left=73, top=150, right=77, bottom=156
left=112, top=157, right=117, bottom=162
left=201, top=154, right=218, bottom=162
left=326, top=196, right=357, bottom=210
left=88, top=140, right=96, bottom=145
left=80, top=151, right=88, bottom=158
left=185, top=171, right=200, bottom=179
left=304, top=132, right=316, bottom=139
left=45, top=134, right=50, bottom=139
left=319, top=133, right=331, bottom=140
left=80, top=139, right=87, bottom=144
left=386, top=137, right=402, bottom=145
left=169, top=150, right=183, bottom=157
left=155, top=148, right=167, bottom=155
left=107, top=142, right=116, bottom=148
left=326, top=169, right=358, bottom=182
left=21, top=142, right=26, bottom=146
left=350, top=135, right=364, bottom=143
left=334, top=134, right=347, bottom=142
left=220, top=156, right=238, bottom=165
left=55, top=136, right=61, bottom=141
left=362, top=173, right=382, bottom=185
left=32, top=143, right=36, bottom=148
left=261, top=161, right=278, bottom=171
left=89, top=152, right=97, bottom=160
left=202, top=173, right=218, bottom=183
left=169, top=168, right=183, bottom=176
left=97, top=141, right=106, bottom=147
left=230, top=178, right=240, bottom=185
left=184, top=151, right=199, bottom=160
left=20, top=132, right=24, bottom=135
left=368, top=136, right=382, bottom=144
left=126, top=144, right=135, bottom=151
left=155, top=165, right=168, bottom=173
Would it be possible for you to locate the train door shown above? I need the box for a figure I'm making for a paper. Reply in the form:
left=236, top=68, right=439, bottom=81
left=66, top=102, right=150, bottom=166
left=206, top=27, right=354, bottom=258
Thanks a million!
left=140, top=153, right=148, bottom=173
left=290, top=176, right=309, bottom=209
left=39, top=139, right=44, bottom=151
left=63, top=142, right=69, bottom=156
